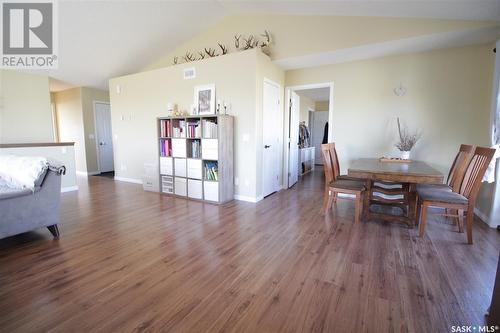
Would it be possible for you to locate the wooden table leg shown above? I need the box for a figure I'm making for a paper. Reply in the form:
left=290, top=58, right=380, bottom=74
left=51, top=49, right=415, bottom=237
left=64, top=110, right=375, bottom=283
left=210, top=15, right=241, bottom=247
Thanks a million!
left=363, top=179, right=373, bottom=222
left=408, top=183, right=417, bottom=228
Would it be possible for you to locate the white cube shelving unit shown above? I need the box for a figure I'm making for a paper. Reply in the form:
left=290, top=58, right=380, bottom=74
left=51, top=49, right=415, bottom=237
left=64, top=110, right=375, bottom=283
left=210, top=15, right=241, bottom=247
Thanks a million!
left=157, top=115, right=234, bottom=204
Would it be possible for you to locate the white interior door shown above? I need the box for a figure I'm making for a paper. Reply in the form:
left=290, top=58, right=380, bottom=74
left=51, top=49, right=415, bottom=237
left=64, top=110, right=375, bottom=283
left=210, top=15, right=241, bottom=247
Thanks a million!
left=263, top=80, right=281, bottom=197
left=95, top=102, right=114, bottom=173
left=288, top=91, right=300, bottom=187
left=311, top=110, right=329, bottom=164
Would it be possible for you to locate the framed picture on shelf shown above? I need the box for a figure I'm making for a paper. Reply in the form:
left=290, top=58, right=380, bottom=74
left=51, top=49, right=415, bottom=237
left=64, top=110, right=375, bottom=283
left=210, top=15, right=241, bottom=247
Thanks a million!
left=194, top=84, right=215, bottom=115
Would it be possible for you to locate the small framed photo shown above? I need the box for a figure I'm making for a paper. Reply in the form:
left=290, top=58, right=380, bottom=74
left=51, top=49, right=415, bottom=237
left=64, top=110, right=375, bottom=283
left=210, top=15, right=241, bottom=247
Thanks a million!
left=194, top=84, right=215, bottom=115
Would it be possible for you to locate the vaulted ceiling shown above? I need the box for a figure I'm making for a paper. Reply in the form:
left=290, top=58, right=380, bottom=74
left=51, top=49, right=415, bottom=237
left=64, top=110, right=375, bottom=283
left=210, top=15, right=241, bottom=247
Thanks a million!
left=40, top=0, right=500, bottom=91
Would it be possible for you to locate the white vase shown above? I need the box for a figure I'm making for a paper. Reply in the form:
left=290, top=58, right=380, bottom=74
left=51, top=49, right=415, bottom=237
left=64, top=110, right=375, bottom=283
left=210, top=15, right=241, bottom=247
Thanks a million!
left=400, top=150, right=411, bottom=160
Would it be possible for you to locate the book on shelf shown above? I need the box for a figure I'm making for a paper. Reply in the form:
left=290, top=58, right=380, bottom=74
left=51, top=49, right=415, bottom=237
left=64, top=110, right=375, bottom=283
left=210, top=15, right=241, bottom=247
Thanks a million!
left=173, top=120, right=186, bottom=138
left=187, top=121, right=201, bottom=138
left=204, top=161, right=218, bottom=181
left=202, top=120, right=218, bottom=138
left=160, top=139, right=171, bottom=157
left=190, top=140, right=201, bottom=159
left=160, top=119, right=172, bottom=137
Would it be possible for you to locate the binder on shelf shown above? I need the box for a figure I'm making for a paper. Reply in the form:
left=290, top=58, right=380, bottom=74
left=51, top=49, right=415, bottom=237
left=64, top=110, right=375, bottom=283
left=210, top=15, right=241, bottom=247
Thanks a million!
left=202, top=119, right=218, bottom=138
left=204, top=161, right=218, bottom=181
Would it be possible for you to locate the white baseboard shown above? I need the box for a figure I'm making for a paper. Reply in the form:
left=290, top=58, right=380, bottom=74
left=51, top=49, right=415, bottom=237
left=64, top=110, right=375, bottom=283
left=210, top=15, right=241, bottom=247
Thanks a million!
left=234, top=194, right=262, bottom=203
left=474, top=208, right=494, bottom=227
left=114, top=176, right=143, bottom=185
left=76, top=171, right=100, bottom=176
left=61, top=186, right=78, bottom=193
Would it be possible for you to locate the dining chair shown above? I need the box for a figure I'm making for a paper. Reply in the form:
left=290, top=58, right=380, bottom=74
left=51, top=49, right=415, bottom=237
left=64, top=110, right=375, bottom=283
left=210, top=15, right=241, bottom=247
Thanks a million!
left=415, top=144, right=474, bottom=227
left=416, top=146, right=495, bottom=244
left=321, top=143, right=366, bottom=223
left=417, top=144, right=474, bottom=192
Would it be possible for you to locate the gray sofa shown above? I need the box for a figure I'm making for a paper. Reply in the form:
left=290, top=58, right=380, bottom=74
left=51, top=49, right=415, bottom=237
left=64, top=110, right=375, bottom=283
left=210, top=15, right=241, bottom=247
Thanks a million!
left=0, top=164, right=65, bottom=239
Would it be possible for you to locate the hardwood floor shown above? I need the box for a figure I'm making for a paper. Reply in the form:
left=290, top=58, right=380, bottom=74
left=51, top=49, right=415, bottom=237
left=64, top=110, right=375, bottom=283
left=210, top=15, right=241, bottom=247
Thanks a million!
left=0, top=170, right=499, bottom=332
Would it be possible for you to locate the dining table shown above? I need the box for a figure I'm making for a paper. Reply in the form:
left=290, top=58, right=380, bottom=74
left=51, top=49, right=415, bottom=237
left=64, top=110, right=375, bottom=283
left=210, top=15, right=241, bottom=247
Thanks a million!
left=347, top=158, right=444, bottom=227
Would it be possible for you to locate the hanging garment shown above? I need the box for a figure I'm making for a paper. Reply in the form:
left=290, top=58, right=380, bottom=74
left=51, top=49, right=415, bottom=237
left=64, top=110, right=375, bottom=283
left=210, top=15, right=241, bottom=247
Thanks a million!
left=298, top=122, right=311, bottom=148
left=322, top=122, right=329, bottom=144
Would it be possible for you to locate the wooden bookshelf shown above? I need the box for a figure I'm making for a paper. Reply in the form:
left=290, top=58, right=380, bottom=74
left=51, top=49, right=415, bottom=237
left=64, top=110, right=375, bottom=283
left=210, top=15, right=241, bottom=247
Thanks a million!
left=157, top=115, right=234, bottom=204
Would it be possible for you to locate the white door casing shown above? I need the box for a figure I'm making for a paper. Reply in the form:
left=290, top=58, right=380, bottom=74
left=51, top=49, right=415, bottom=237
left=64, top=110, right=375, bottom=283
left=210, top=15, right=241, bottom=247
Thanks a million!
left=263, top=80, right=281, bottom=197
left=288, top=91, right=300, bottom=187
left=94, top=102, right=114, bottom=173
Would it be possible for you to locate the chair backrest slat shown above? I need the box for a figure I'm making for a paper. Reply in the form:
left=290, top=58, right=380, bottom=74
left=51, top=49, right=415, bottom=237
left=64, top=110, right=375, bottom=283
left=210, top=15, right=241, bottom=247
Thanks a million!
left=459, top=147, right=496, bottom=200
left=321, top=143, right=335, bottom=184
left=447, top=144, right=474, bottom=191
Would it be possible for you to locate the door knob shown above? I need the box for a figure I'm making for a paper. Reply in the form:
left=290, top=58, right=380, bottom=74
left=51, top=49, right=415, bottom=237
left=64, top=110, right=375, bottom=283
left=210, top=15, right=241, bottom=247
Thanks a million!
left=264, top=145, right=271, bottom=149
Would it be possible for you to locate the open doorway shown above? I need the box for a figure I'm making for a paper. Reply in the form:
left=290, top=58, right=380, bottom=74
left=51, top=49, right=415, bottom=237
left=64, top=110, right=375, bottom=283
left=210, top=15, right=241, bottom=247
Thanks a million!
left=284, top=83, right=333, bottom=188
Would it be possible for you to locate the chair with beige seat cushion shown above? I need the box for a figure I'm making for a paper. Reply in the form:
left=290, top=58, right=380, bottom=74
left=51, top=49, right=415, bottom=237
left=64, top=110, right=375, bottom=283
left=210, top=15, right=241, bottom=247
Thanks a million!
left=416, top=146, right=495, bottom=244
left=321, top=143, right=366, bottom=223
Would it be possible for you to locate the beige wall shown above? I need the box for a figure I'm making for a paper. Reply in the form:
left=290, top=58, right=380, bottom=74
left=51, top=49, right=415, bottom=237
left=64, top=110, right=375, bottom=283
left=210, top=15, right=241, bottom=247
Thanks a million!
left=52, top=87, right=109, bottom=174
left=110, top=49, right=283, bottom=200
left=53, top=88, right=87, bottom=173
left=0, top=70, right=53, bottom=143
left=147, top=15, right=497, bottom=70
left=297, top=94, right=315, bottom=126
left=315, top=101, right=329, bottom=111
left=286, top=43, right=494, bottom=215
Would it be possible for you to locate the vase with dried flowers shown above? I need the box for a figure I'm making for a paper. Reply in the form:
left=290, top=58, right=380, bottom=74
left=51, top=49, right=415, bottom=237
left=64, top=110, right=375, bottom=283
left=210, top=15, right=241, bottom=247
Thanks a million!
left=395, top=117, right=421, bottom=160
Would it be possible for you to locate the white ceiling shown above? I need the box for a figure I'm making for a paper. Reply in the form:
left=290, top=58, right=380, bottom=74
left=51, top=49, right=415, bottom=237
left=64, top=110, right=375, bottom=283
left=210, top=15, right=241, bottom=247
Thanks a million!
left=296, top=87, right=330, bottom=102
left=38, top=0, right=500, bottom=91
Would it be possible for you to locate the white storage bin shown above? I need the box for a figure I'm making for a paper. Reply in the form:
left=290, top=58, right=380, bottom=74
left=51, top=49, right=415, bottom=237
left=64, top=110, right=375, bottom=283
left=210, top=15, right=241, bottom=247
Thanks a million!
left=174, top=158, right=187, bottom=177
left=172, top=138, right=186, bottom=158
left=203, top=181, right=219, bottom=202
left=188, top=179, right=203, bottom=199
left=161, top=175, right=174, bottom=194
left=187, top=159, right=202, bottom=179
left=202, top=139, right=218, bottom=160
left=174, top=177, right=187, bottom=196
left=159, top=157, right=173, bottom=175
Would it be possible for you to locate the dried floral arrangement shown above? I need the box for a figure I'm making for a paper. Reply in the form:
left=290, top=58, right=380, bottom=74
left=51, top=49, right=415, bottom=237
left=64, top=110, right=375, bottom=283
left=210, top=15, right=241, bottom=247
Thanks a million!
left=395, top=117, right=421, bottom=151
left=172, top=30, right=272, bottom=65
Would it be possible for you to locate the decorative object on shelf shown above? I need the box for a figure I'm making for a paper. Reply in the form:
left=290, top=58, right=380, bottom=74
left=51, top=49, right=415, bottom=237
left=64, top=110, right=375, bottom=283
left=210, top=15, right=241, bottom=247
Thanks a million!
left=395, top=117, right=420, bottom=160
left=172, top=31, right=273, bottom=65
left=194, top=84, right=216, bottom=115
left=234, top=35, right=241, bottom=48
left=191, top=103, right=198, bottom=115
left=216, top=100, right=221, bottom=114
left=183, top=51, right=196, bottom=62
left=223, top=102, right=228, bottom=115
left=204, top=47, right=217, bottom=57
left=218, top=43, right=228, bottom=55
left=394, top=83, right=407, bottom=97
